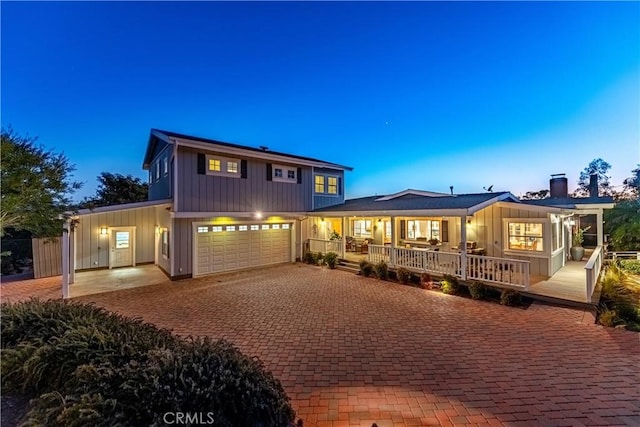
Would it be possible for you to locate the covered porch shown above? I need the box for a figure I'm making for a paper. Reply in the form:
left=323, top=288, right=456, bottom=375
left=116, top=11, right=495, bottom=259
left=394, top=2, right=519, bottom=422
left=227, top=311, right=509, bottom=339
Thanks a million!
left=69, top=264, right=169, bottom=298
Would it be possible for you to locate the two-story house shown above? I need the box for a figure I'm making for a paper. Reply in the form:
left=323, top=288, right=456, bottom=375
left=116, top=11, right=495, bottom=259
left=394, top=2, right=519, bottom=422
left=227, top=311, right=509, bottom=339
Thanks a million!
left=65, top=129, right=351, bottom=287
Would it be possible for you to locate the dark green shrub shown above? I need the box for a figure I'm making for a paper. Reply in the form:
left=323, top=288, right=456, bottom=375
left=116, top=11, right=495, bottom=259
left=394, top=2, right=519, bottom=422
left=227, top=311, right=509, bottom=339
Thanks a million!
left=500, top=289, right=522, bottom=306
left=1, top=300, right=296, bottom=427
left=359, top=260, right=374, bottom=277
left=373, top=261, right=389, bottom=280
left=1, top=299, right=176, bottom=393
left=468, top=282, right=487, bottom=300
left=302, top=251, right=315, bottom=264
left=396, top=267, right=411, bottom=284
left=619, top=260, right=640, bottom=275
left=324, top=252, right=338, bottom=269
left=616, top=304, right=639, bottom=322
left=313, top=252, right=324, bottom=266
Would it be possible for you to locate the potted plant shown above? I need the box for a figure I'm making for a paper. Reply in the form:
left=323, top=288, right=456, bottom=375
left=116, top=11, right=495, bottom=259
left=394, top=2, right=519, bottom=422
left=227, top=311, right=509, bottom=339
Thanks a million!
left=570, top=226, right=590, bottom=261
left=428, top=238, right=440, bottom=246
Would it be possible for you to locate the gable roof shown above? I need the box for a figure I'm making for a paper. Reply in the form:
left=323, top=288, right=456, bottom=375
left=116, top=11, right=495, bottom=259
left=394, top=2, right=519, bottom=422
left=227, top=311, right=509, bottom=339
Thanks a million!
left=521, top=196, right=615, bottom=209
left=313, top=191, right=518, bottom=215
left=375, top=189, right=452, bottom=201
left=143, top=129, right=353, bottom=171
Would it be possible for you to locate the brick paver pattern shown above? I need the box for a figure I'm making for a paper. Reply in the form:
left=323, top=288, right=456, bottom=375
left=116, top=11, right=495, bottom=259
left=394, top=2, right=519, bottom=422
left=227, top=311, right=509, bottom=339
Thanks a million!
left=2, top=264, right=639, bottom=426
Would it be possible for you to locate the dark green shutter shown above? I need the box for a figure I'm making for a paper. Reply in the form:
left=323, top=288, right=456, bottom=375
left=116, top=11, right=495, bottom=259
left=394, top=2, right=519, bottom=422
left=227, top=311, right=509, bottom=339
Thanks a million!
left=197, top=153, right=205, bottom=174
left=441, top=220, right=449, bottom=243
left=400, top=220, right=406, bottom=239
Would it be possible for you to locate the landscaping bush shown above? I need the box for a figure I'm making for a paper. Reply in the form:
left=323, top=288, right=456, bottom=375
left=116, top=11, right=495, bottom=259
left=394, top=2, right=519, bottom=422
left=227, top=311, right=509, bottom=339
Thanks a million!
left=313, top=252, right=324, bottom=266
left=373, top=261, right=389, bottom=280
left=359, top=260, right=374, bottom=277
left=323, top=252, right=338, bottom=269
left=619, top=259, right=640, bottom=275
left=1, top=299, right=296, bottom=427
left=302, top=251, right=315, bottom=264
left=468, top=282, right=487, bottom=300
left=440, top=274, right=459, bottom=295
left=500, top=289, right=522, bottom=306
left=598, top=309, right=619, bottom=327
left=396, top=267, right=411, bottom=284
left=420, top=272, right=434, bottom=290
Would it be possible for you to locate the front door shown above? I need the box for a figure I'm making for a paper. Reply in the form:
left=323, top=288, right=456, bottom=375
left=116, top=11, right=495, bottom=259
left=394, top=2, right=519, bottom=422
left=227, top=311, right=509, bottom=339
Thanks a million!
left=111, top=229, right=133, bottom=268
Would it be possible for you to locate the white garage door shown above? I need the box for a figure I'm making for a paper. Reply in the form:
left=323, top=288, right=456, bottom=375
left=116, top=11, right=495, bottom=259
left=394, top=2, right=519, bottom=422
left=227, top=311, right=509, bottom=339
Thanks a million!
left=195, top=223, right=291, bottom=276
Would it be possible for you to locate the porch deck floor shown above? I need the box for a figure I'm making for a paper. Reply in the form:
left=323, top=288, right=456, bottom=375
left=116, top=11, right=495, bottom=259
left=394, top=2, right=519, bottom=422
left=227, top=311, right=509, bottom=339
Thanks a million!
left=70, top=265, right=169, bottom=298
left=528, top=261, right=597, bottom=304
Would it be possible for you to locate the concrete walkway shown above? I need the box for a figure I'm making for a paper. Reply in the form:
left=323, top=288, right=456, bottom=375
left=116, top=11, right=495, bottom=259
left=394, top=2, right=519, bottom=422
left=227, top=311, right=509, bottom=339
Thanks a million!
left=2, top=264, right=639, bottom=426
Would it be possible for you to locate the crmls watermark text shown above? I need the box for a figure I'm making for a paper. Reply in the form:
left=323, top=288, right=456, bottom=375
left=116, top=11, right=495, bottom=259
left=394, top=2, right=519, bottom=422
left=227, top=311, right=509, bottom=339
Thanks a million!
left=162, top=412, right=215, bottom=425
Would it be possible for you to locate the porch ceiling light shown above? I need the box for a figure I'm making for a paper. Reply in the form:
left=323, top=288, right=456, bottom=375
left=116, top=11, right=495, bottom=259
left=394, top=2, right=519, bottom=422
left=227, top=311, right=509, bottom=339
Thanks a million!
left=100, top=226, right=108, bottom=236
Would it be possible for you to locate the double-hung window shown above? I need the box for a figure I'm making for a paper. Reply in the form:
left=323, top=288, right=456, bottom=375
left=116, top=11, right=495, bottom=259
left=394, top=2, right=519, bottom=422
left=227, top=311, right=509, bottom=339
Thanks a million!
left=315, top=175, right=325, bottom=193
left=507, top=222, right=544, bottom=252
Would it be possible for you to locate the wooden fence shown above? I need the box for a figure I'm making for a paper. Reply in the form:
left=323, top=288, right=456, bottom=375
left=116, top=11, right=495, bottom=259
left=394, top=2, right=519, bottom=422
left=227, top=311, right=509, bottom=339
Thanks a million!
left=32, top=237, right=62, bottom=278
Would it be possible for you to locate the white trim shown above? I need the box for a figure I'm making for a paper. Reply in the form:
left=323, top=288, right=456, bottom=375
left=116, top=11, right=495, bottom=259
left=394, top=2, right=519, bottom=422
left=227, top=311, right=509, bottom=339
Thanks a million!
left=467, top=193, right=519, bottom=214
left=108, top=226, right=136, bottom=269
left=308, top=209, right=469, bottom=217
left=376, top=189, right=452, bottom=201
left=272, top=164, right=297, bottom=183
left=496, top=201, right=566, bottom=214
left=172, top=211, right=307, bottom=219
left=172, top=138, right=351, bottom=171
left=62, top=220, right=70, bottom=299
left=503, top=218, right=548, bottom=256
left=75, top=200, right=172, bottom=216
left=205, top=154, right=241, bottom=178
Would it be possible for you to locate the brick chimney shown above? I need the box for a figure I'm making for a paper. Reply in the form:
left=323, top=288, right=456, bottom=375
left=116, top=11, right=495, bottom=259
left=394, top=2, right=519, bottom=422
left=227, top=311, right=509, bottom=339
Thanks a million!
left=589, top=174, right=598, bottom=197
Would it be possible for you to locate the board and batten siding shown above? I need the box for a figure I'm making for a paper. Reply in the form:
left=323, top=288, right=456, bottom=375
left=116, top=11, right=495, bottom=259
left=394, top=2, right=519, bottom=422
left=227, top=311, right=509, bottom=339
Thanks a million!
left=32, top=237, right=62, bottom=278
left=148, top=144, right=173, bottom=201
left=155, top=206, right=172, bottom=275
left=177, top=147, right=313, bottom=213
left=74, top=206, right=158, bottom=270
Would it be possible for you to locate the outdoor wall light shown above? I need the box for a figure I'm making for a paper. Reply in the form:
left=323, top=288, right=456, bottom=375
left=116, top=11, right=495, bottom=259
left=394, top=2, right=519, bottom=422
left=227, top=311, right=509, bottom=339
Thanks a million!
left=100, top=227, right=108, bottom=236
left=321, top=217, right=325, bottom=222
left=255, top=212, right=263, bottom=219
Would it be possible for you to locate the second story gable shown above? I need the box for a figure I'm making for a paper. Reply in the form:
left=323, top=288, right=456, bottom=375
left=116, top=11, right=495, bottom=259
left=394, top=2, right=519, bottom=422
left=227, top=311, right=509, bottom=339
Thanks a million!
left=143, top=129, right=352, bottom=213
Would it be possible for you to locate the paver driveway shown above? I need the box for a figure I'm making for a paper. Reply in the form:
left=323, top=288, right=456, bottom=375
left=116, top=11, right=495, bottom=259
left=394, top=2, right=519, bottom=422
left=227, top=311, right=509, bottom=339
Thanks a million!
left=4, top=264, right=640, bottom=426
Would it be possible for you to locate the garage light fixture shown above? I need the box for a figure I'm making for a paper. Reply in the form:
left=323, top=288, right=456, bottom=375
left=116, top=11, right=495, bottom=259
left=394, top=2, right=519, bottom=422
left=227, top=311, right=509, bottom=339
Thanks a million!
left=255, top=212, right=263, bottom=219
left=100, top=226, right=108, bottom=236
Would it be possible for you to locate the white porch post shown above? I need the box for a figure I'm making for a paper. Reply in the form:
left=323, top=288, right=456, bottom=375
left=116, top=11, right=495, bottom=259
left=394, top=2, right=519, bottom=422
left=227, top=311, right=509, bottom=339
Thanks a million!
left=342, top=216, right=347, bottom=258
left=596, top=210, right=604, bottom=247
left=390, top=216, right=397, bottom=266
left=62, top=220, right=70, bottom=299
left=460, top=215, right=467, bottom=280
left=69, top=226, right=75, bottom=284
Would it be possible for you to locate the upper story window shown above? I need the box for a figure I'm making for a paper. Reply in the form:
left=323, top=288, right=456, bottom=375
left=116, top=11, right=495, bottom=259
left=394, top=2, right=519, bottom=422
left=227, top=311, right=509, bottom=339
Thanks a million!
left=327, top=176, right=338, bottom=194
left=315, top=175, right=325, bottom=193
left=155, top=162, right=160, bottom=179
left=227, top=161, right=238, bottom=174
left=206, top=155, right=241, bottom=178
left=272, top=164, right=297, bottom=183
left=163, top=158, right=169, bottom=175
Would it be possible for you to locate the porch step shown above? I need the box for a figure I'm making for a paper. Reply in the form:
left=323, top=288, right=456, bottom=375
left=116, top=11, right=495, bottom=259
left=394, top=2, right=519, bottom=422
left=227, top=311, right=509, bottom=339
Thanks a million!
left=520, top=291, right=598, bottom=310
left=337, top=260, right=360, bottom=274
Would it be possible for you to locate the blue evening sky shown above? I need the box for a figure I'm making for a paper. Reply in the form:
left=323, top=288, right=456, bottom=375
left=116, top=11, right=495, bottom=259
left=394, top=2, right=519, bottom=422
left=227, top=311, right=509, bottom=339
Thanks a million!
left=2, top=1, right=639, bottom=201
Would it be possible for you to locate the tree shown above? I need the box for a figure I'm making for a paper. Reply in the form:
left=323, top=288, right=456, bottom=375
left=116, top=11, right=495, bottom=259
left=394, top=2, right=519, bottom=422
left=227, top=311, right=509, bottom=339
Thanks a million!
left=520, top=189, right=550, bottom=200
left=1, top=127, right=81, bottom=237
left=573, top=158, right=613, bottom=197
left=622, top=164, right=640, bottom=199
left=80, top=172, right=148, bottom=208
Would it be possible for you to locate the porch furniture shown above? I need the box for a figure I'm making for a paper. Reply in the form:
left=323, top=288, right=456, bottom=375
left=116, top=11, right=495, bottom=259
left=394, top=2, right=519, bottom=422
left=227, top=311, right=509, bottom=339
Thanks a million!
left=361, top=239, right=369, bottom=254
left=345, top=236, right=355, bottom=252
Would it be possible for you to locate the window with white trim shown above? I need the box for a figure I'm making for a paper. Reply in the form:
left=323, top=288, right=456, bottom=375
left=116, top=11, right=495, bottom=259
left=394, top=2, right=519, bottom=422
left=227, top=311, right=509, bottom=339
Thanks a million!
left=327, top=176, right=338, bottom=194
left=208, top=159, right=221, bottom=172
left=272, top=164, right=296, bottom=183
left=197, top=226, right=208, bottom=233
left=261, top=224, right=269, bottom=230
left=227, top=161, right=238, bottom=174
left=407, top=220, right=440, bottom=241
left=239, top=225, right=248, bottom=231
left=155, top=162, right=160, bottom=179
left=272, top=224, right=280, bottom=229
left=315, top=175, right=325, bottom=193
left=226, top=225, right=236, bottom=231
left=163, top=158, right=168, bottom=175
left=250, top=225, right=259, bottom=231
left=282, top=223, right=290, bottom=229
left=212, top=226, right=223, bottom=232
left=353, top=219, right=372, bottom=238
left=507, top=222, right=544, bottom=252
left=206, top=155, right=241, bottom=178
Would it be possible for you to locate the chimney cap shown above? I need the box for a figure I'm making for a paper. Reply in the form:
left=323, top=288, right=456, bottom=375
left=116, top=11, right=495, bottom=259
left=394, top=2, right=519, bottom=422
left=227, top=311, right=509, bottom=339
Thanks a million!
left=550, top=173, right=566, bottom=178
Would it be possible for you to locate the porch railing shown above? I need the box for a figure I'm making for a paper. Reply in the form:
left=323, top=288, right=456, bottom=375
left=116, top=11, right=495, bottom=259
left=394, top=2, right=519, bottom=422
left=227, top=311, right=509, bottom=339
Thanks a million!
left=585, top=245, right=604, bottom=302
left=605, top=251, right=640, bottom=261
left=369, top=245, right=530, bottom=289
left=308, top=238, right=343, bottom=258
